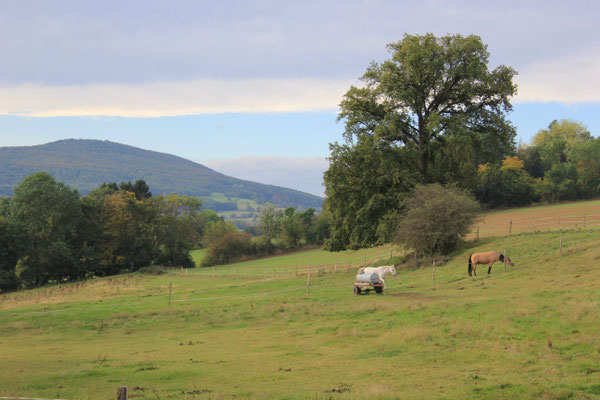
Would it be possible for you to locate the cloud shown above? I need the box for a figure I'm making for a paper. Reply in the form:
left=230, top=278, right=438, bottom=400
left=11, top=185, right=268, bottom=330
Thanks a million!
left=515, top=48, right=600, bottom=104
left=202, top=156, right=329, bottom=197
left=0, top=79, right=352, bottom=117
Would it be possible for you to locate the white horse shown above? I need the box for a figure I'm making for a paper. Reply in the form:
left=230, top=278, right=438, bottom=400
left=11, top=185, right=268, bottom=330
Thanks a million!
left=357, top=265, right=397, bottom=289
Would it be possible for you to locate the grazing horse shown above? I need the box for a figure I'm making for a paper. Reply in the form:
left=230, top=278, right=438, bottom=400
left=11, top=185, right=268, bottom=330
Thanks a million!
left=357, top=265, right=397, bottom=289
left=468, top=251, right=514, bottom=276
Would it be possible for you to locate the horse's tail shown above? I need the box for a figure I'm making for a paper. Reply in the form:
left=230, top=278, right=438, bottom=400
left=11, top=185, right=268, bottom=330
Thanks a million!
left=468, top=255, right=472, bottom=275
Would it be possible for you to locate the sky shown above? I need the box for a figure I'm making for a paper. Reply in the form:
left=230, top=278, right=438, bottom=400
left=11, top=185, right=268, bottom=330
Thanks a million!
left=1, top=0, right=599, bottom=197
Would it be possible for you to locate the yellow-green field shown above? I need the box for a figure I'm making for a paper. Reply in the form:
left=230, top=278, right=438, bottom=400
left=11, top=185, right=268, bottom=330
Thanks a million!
left=470, top=199, right=600, bottom=239
left=1, top=229, right=599, bottom=399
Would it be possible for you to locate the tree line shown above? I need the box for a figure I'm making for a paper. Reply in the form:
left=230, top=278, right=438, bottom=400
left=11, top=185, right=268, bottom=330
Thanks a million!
left=0, top=172, right=212, bottom=292
left=0, top=172, right=328, bottom=292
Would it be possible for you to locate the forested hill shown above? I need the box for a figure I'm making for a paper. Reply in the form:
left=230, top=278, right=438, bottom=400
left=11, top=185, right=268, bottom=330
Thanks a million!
left=0, top=139, right=323, bottom=210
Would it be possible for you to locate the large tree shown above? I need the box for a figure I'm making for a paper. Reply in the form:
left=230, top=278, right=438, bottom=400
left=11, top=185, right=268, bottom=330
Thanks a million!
left=338, top=33, right=517, bottom=183
left=325, top=33, right=517, bottom=249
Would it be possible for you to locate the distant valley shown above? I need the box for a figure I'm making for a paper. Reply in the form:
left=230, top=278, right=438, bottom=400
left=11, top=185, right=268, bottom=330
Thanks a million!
left=0, top=140, right=323, bottom=223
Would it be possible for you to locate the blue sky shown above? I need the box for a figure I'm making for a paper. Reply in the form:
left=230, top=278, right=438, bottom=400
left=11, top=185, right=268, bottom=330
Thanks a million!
left=1, top=0, right=599, bottom=196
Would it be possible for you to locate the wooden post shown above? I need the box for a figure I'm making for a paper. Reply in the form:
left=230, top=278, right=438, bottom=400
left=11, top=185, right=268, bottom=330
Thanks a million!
left=476, top=225, right=480, bottom=241
left=348, top=260, right=351, bottom=272
left=212, top=266, right=215, bottom=278
left=432, top=260, right=435, bottom=288
left=509, top=221, right=512, bottom=235
left=334, top=261, right=337, bottom=274
left=295, top=266, right=298, bottom=277
left=237, top=267, right=239, bottom=277
left=533, top=219, right=536, bottom=233
left=117, top=386, right=128, bottom=400
left=364, top=255, right=367, bottom=266
left=306, top=266, right=311, bottom=298
left=584, top=215, right=586, bottom=229
left=168, top=282, right=172, bottom=310
left=557, top=216, right=560, bottom=230
left=560, top=238, right=563, bottom=253
left=504, top=248, right=507, bottom=272
left=273, top=268, right=276, bottom=278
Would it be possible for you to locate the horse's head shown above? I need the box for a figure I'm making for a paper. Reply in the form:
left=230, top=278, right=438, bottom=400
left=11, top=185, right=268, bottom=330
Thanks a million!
left=389, top=265, right=397, bottom=276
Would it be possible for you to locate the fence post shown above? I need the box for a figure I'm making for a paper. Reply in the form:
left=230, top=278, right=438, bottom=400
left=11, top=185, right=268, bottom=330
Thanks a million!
left=212, top=266, right=215, bottom=278
left=348, top=260, right=351, bottom=272
left=390, top=249, right=393, bottom=259
left=584, top=215, right=586, bottom=229
left=557, top=216, right=560, bottom=230
left=533, top=219, right=536, bottom=233
left=117, top=386, right=128, bottom=400
left=334, top=261, right=337, bottom=274
left=477, top=225, right=480, bottom=241
left=504, top=248, right=507, bottom=272
left=306, top=266, right=311, bottom=298
left=432, top=260, right=435, bottom=288
left=168, top=282, right=172, bottom=310
left=560, top=238, right=563, bottom=253
left=509, top=221, right=512, bottom=235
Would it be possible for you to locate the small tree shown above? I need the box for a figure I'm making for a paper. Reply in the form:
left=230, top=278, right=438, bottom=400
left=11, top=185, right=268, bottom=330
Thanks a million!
left=395, top=184, right=480, bottom=255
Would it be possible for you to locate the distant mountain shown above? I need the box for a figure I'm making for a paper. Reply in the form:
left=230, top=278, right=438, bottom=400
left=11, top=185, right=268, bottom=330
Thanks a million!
left=0, top=139, right=323, bottom=211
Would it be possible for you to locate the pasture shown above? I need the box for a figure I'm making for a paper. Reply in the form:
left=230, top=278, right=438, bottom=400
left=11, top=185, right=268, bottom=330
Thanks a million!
left=471, top=199, right=600, bottom=239
left=1, top=229, right=600, bottom=399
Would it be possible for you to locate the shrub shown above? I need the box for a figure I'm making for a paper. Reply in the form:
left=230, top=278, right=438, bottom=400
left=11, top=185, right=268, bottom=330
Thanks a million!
left=394, top=184, right=480, bottom=255
left=201, top=232, right=254, bottom=267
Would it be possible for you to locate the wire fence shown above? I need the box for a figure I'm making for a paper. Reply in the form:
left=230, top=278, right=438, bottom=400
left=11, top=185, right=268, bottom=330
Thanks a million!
left=165, top=249, right=399, bottom=279
left=469, top=213, right=600, bottom=240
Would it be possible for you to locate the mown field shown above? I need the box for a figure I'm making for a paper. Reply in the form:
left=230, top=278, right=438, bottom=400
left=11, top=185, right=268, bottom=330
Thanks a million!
left=1, top=228, right=599, bottom=399
left=470, top=199, right=600, bottom=239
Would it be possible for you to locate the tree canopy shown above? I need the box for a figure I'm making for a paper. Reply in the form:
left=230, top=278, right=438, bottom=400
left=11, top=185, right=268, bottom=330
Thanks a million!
left=338, top=33, right=517, bottom=183
left=325, top=33, right=517, bottom=250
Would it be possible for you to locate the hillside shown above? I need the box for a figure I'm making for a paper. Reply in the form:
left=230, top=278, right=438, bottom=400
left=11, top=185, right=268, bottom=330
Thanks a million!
left=0, top=139, right=323, bottom=211
left=1, top=229, right=599, bottom=398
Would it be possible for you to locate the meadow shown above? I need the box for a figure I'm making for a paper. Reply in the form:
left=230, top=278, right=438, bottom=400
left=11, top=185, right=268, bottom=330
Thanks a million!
left=1, top=204, right=600, bottom=399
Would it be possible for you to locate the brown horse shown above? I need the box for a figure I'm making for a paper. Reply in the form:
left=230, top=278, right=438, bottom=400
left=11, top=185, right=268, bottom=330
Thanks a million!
left=468, top=251, right=513, bottom=276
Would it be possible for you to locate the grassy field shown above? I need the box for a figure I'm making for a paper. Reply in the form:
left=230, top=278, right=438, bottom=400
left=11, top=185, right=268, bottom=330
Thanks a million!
left=470, top=199, right=600, bottom=239
left=190, top=246, right=398, bottom=276
left=1, top=229, right=600, bottom=399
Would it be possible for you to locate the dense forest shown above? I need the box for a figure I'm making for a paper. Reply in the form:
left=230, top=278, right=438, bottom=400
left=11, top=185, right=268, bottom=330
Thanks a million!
left=0, top=139, right=323, bottom=211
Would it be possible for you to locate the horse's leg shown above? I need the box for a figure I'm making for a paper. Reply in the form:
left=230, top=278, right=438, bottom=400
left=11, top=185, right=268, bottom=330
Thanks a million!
left=472, top=262, right=477, bottom=276
left=381, top=277, right=386, bottom=289
left=488, top=261, right=495, bottom=274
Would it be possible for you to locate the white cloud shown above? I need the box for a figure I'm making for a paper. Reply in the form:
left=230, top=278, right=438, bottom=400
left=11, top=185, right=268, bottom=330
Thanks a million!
left=0, top=79, right=352, bottom=117
left=515, top=48, right=600, bottom=104
left=202, top=156, right=329, bottom=197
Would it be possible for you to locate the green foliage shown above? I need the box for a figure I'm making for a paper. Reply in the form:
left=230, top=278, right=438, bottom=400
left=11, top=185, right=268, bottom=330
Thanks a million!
left=324, top=136, right=417, bottom=250
left=201, top=232, right=255, bottom=266
left=326, top=33, right=516, bottom=250
left=10, top=172, right=85, bottom=286
left=338, top=33, right=516, bottom=183
left=394, top=184, right=480, bottom=255
left=0, top=174, right=211, bottom=291
left=475, top=158, right=539, bottom=208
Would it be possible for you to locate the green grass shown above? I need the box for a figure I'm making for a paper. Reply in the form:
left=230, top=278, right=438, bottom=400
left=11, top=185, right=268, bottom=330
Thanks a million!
left=1, top=230, right=600, bottom=399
